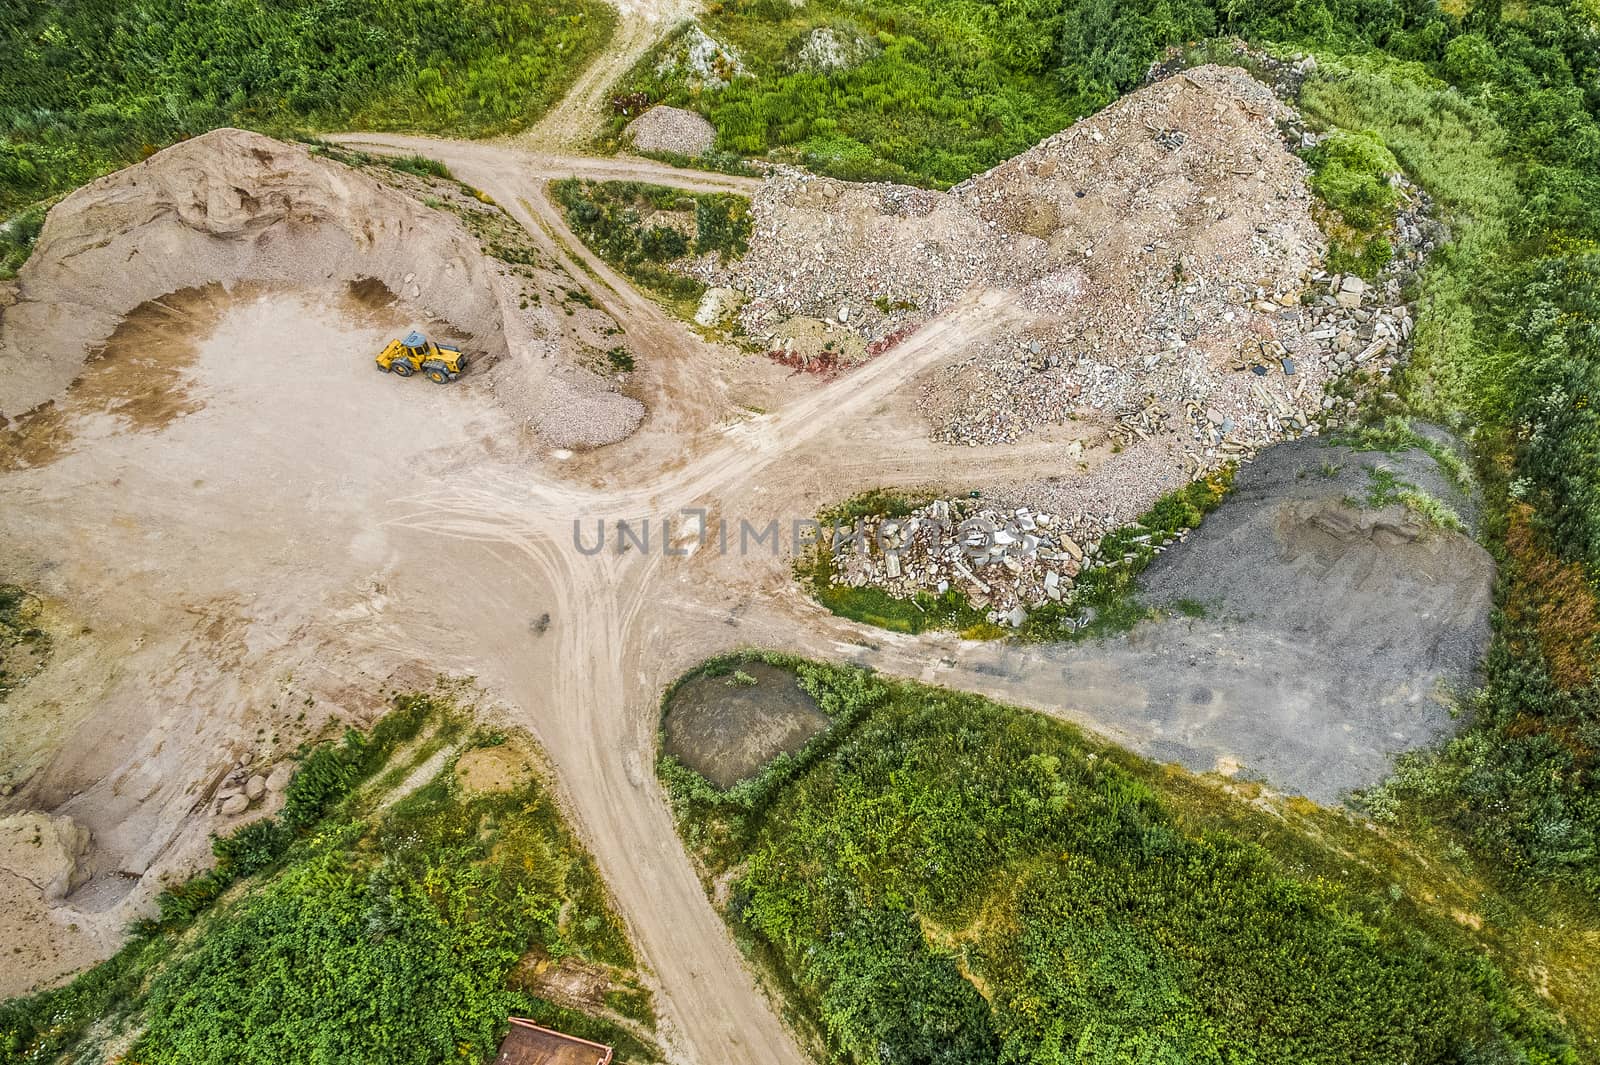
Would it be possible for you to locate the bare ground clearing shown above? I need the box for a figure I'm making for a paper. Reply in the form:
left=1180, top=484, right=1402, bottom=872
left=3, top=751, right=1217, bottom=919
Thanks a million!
left=1, top=77, right=1483, bottom=1065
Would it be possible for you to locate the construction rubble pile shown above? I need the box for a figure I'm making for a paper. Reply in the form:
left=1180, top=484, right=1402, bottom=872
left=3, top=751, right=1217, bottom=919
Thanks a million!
left=829, top=499, right=1116, bottom=623
left=706, top=176, right=988, bottom=368
left=745, top=62, right=1435, bottom=625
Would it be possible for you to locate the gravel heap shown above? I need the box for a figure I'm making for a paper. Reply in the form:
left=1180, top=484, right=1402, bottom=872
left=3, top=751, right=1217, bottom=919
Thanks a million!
left=759, top=63, right=1440, bottom=620
left=624, top=105, right=717, bottom=157
left=706, top=175, right=987, bottom=367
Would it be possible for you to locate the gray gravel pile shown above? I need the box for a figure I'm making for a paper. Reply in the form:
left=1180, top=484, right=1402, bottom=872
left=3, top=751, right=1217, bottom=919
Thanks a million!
left=624, top=105, right=717, bottom=157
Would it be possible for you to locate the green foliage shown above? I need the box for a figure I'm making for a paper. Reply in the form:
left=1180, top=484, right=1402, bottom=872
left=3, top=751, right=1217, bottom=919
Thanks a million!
left=1283, top=21, right=1600, bottom=903
left=694, top=194, right=752, bottom=257
left=132, top=774, right=629, bottom=1065
left=629, top=147, right=759, bottom=176
left=817, top=487, right=939, bottom=525
left=552, top=179, right=751, bottom=310
left=1, top=697, right=649, bottom=1065
left=606, top=345, right=636, bottom=372
left=1308, top=130, right=1400, bottom=232
left=1375, top=637, right=1600, bottom=898
left=0, top=583, right=51, bottom=695
left=664, top=660, right=1580, bottom=1064
left=0, top=934, right=169, bottom=1065
left=0, top=203, right=47, bottom=278
left=385, top=154, right=454, bottom=180
left=1022, top=465, right=1235, bottom=642
left=0, top=0, right=616, bottom=213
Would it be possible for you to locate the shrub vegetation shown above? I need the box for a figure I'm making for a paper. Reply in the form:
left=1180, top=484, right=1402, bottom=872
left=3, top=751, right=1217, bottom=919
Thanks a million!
left=0, top=0, right=616, bottom=215
left=661, top=655, right=1585, bottom=1064
left=551, top=178, right=751, bottom=313
left=726, top=0, right=1600, bottom=911
left=0, top=695, right=655, bottom=1065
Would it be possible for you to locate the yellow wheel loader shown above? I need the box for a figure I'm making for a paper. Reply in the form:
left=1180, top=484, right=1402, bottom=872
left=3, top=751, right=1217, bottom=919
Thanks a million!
left=376, top=330, right=467, bottom=384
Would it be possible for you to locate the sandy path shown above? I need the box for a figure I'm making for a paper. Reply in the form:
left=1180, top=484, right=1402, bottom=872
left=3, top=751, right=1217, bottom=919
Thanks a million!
left=512, top=0, right=696, bottom=152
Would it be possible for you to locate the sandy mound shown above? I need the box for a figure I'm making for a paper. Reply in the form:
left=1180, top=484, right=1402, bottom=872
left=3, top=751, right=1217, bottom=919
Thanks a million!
left=0, top=129, right=642, bottom=448
left=0, top=130, right=503, bottom=418
left=625, top=105, right=717, bottom=156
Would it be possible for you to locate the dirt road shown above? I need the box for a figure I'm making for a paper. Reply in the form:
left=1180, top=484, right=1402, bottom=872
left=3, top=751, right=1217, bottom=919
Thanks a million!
left=514, top=0, right=696, bottom=151
left=2, top=119, right=1468, bottom=1065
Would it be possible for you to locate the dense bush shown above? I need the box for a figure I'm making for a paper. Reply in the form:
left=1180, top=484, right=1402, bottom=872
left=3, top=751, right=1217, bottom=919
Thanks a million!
left=133, top=778, right=629, bottom=1064
left=0, top=0, right=615, bottom=214
left=665, top=661, right=1579, bottom=1064
left=552, top=179, right=751, bottom=309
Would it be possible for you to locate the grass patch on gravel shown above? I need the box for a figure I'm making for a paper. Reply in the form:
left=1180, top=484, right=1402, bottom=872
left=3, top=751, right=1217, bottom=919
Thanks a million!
left=0, top=693, right=657, bottom=1065
left=550, top=179, right=751, bottom=318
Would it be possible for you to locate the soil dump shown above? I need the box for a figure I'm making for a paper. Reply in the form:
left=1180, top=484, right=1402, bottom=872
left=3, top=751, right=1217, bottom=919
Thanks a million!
left=1127, top=432, right=1494, bottom=796
left=0, top=128, right=641, bottom=446
left=663, top=661, right=828, bottom=788
left=1139, top=433, right=1492, bottom=664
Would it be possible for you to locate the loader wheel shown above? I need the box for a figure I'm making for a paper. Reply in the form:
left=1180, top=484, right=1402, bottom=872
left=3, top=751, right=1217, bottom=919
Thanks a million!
left=425, top=368, right=449, bottom=384
left=390, top=361, right=414, bottom=377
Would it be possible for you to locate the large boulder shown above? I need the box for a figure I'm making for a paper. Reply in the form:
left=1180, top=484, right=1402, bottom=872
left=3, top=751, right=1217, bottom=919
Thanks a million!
left=0, top=811, right=90, bottom=901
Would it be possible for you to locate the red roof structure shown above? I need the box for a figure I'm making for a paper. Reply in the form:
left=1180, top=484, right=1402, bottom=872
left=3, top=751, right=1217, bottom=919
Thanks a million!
left=494, top=1018, right=614, bottom=1065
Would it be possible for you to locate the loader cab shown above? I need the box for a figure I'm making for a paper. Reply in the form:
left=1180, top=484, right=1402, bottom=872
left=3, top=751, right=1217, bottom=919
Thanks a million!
left=402, top=330, right=431, bottom=363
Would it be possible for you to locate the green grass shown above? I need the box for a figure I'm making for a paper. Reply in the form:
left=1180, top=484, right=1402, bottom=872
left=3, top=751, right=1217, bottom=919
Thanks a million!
left=383, top=154, right=455, bottom=181
left=662, top=658, right=1587, bottom=1064
left=816, top=487, right=940, bottom=525
left=0, top=695, right=656, bottom=1065
left=804, top=562, right=1002, bottom=638
left=0, top=0, right=616, bottom=216
left=614, top=4, right=1093, bottom=188
left=0, top=203, right=47, bottom=279
left=550, top=179, right=751, bottom=316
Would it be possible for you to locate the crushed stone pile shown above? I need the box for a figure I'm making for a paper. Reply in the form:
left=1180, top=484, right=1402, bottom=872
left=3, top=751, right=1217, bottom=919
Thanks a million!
left=715, top=64, right=1435, bottom=619
left=930, top=65, right=1326, bottom=448
left=625, top=105, right=717, bottom=157
left=715, top=66, right=1337, bottom=445
left=709, top=176, right=988, bottom=368
left=830, top=499, right=1107, bottom=622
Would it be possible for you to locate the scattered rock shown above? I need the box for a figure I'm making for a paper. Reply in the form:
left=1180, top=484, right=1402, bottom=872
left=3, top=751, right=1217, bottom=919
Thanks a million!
left=244, top=774, right=267, bottom=802
left=658, top=24, right=746, bottom=91
left=694, top=286, right=743, bottom=328
left=219, top=794, right=249, bottom=817
left=265, top=762, right=293, bottom=793
left=795, top=26, right=877, bottom=72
